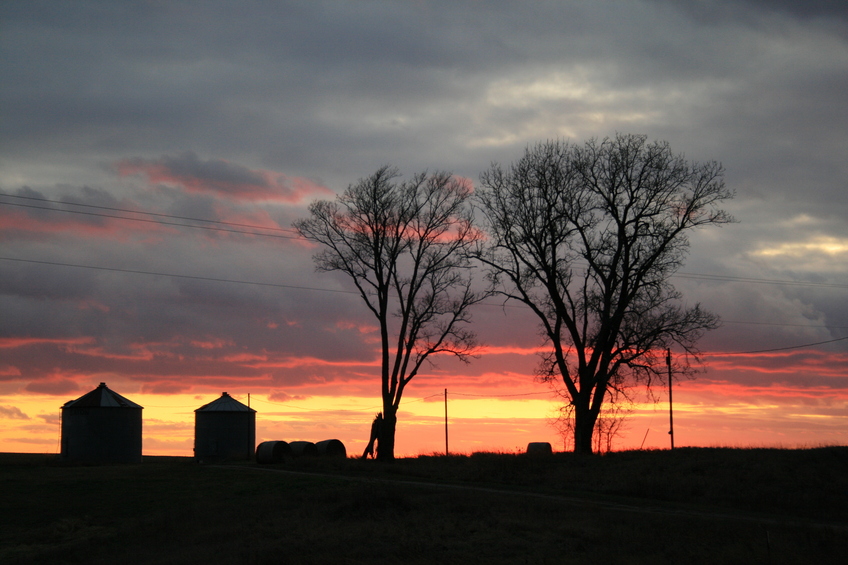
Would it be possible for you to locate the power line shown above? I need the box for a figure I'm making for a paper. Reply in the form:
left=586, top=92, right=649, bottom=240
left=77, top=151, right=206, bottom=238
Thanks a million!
left=246, top=392, right=444, bottom=414
left=3, top=193, right=845, bottom=291
left=673, top=271, right=847, bottom=290
left=721, top=319, right=848, bottom=330
left=0, top=256, right=358, bottom=295
left=3, top=256, right=846, bottom=331
left=721, top=335, right=848, bottom=355
left=0, top=201, right=301, bottom=240
left=0, top=193, right=300, bottom=234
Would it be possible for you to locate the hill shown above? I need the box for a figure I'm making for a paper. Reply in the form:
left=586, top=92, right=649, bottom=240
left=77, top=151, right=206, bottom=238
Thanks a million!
left=1, top=447, right=846, bottom=564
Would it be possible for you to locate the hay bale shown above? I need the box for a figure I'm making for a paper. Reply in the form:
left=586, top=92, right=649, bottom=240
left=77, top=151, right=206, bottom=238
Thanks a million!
left=526, top=442, right=553, bottom=456
left=289, top=441, right=318, bottom=457
left=255, top=440, right=291, bottom=464
left=315, top=439, right=347, bottom=458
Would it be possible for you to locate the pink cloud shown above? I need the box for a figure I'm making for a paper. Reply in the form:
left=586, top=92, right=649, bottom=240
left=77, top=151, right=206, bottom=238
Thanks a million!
left=245, top=355, right=381, bottom=370
left=0, top=201, right=178, bottom=241
left=476, top=344, right=550, bottom=356
left=24, top=378, right=80, bottom=396
left=703, top=349, right=848, bottom=379
left=117, top=152, right=331, bottom=203
left=139, top=381, right=194, bottom=395
left=334, top=320, right=379, bottom=334
left=190, top=338, right=234, bottom=350
left=268, top=391, right=310, bottom=402
left=0, top=337, right=96, bottom=349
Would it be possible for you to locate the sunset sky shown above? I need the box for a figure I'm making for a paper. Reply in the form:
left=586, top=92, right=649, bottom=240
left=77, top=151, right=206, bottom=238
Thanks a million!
left=1, top=0, right=846, bottom=457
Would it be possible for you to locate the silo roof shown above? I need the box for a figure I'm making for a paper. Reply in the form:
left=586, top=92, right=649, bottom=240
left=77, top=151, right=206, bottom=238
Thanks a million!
left=62, top=382, right=143, bottom=409
left=195, top=392, right=256, bottom=413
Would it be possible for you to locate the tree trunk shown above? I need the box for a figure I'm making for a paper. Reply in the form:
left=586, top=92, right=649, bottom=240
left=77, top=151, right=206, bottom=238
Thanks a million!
left=573, top=401, right=597, bottom=455
left=376, top=409, right=397, bottom=461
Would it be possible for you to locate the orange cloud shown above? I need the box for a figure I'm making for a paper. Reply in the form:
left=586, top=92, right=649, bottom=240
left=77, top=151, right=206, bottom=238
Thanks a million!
left=24, top=378, right=81, bottom=396
left=0, top=336, right=96, bottom=349
left=190, top=338, right=234, bottom=350
left=703, top=349, right=848, bottom=378
left=475, top=344, right=550, bottom=356
left=674, top=380, right=848, bottom=401
left=244, top=355, right=380, bottom=370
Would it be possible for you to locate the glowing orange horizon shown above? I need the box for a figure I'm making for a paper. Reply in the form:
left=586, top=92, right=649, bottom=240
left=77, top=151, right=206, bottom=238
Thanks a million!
left=2, top=365, right=845, bottom=459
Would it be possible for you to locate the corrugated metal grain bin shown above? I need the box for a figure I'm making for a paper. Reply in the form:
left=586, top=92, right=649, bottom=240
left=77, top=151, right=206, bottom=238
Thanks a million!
left=194, top=392, right=256, bottom=462
left=256, top=440, right=291, bottom=464
left=315, top=439, right=346, bottom=458
left=61, top=382, right=143, bottom=464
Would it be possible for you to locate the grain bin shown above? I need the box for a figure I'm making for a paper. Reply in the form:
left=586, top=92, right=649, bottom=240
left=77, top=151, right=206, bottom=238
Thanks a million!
left=256, top=440, right=291, bottom=464
left=194, top=392, right=256, bottom=462
left=315, top=439, right=347, bottom=458
left=61, top=382, right=143, bottom=464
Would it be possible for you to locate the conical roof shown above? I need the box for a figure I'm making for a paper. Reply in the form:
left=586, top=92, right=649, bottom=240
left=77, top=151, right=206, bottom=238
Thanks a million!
left=62, top=382, right=143, bottom=409
left=195, top=392, right=255, bottom=413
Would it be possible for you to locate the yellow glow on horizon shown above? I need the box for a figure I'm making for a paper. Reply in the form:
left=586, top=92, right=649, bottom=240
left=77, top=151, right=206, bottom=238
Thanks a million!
left=2, top=388, right=846, bottom=457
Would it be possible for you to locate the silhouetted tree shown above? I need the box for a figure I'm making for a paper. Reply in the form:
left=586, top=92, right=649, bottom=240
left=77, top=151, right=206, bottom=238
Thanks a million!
left=476, top=134, right=733, bottom=454
left=295, top=166, right=484, bottom=460
left=551, top=388, right=633, bottom=454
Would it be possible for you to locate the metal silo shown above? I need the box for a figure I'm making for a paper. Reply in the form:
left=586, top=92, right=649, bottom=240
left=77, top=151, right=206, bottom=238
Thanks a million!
left=61, top=382, right=143, bottom=463
left=194, top=392, right=256, bottom=462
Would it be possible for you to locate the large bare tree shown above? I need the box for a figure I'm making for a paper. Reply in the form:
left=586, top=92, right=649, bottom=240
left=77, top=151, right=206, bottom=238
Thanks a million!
left=475, top=134, right=734, bottom=454
left=294, top=166, right=484, bottom=460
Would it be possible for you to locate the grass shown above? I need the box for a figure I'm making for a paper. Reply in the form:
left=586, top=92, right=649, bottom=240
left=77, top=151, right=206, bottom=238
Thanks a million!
left=1, top=447, right=846, bottom=564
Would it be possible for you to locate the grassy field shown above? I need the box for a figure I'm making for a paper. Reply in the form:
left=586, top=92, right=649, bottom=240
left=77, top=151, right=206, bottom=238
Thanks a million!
left=1, top=447, right=846, bottom=564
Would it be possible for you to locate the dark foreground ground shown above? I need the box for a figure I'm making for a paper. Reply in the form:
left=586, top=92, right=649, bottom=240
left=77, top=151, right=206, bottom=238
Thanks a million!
left=1, top=447, right=846, bottom=564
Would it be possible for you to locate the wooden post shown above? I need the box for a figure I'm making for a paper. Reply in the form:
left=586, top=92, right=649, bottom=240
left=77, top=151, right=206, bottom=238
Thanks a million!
left=666, top=349, right=674, bottom=450
left=444, top=388, right=449, bottom=456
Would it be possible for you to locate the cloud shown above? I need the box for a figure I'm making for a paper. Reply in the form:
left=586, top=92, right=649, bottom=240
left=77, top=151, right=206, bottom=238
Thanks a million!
left=268, top=391, right=310, bottom=402
left=0, top=187, right=153, bottom=242
left=649, top=0, right=848, bottom=29
left=0, top=337, right=96, bottom=349
left=24, top=379, right=80, bottom=396
left=0, top=405, right=29, bottom=419
left=116, top=152, right=330, bottom=203
left=1, top=1, right=847, bottom=453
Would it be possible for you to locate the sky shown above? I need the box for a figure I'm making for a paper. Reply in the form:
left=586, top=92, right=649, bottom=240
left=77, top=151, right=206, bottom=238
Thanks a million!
left=1, top=0, right=846, bottom=457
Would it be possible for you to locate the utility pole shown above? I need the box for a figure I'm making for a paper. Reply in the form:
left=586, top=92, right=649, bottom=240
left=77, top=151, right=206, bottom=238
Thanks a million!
left=444, top=388, right=449, bottom=456
left=666, top=349, right=674, bottom=450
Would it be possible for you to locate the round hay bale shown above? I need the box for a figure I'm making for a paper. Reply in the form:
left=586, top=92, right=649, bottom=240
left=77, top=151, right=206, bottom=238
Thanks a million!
left=289, top=441, right=318, bottom=457
left=315, top=439, right=347, bottom=458
left=255, top=440, right=291, bottom=464
left=526, top=442, right=553, bottom=456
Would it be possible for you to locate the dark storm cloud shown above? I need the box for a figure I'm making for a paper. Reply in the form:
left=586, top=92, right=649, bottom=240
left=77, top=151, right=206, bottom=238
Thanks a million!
left=657, top=0, right=848, bottom=24
left=122, top=152, right=269, bottom=191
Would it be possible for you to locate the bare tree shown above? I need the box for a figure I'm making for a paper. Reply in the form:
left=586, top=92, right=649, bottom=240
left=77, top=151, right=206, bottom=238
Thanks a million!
left=476, top=134, right=733, bottom=454
left=551, top=388, right=633, bottom=454
left=294, top=166, right=484, bottom=460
